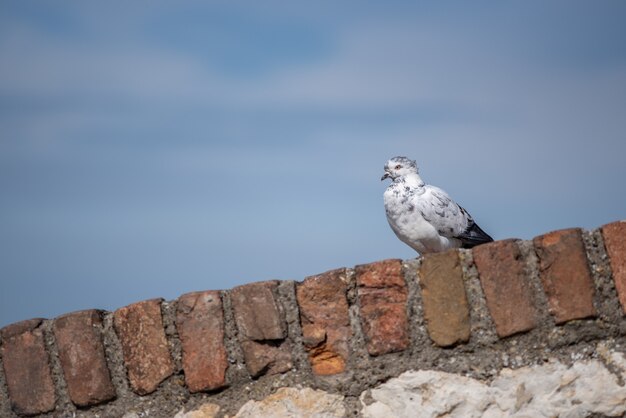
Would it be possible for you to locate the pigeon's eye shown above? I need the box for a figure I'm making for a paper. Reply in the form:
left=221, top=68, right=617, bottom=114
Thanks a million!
left=395, top=164, right=402, bottom=170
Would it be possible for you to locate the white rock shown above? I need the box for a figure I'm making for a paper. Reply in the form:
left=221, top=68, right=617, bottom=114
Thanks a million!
left=361, top=353, right=626, bottom=418
left=173, top=402, right=221, bottom=418
left=235, top=387, right=345, bottom=418
left=361, top=370, right=492, bottom=418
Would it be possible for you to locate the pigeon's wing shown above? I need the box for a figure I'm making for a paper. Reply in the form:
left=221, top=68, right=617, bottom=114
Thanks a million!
left=417, top=186, right=493, bottom=247
left=455, top=206, right=493, bottom=247
left=416, top=186, right=469, bottom=238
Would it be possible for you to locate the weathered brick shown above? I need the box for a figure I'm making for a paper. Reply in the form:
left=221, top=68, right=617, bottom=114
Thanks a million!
left=533, top=228, right=597, bottom=323
left=239, top=340, right=293, bottom=377
left=296, top=268, right=351, bottom=375
left=355, top=259, right=409, bottom=355
left=176, top=291, right=228, bottom=392
left=230, top=281, right=292, bottom=377
left=0, top=319, right=56, bottom=415
left=419, top=250, right=471, bottom=346
left=473, top=240, right=538, bottom=337
left=230, top=281, right=286, bottom=341
left=602, top=220, right=626, bottom=313
left=53, top=310, right=116, bottom=406
left=113, top=299, right=174, bottom=395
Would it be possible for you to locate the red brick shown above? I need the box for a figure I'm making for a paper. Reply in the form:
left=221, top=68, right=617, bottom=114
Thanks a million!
left=176, top=291, right=228, bottom=392
left=296, top=268, right=351, bottom=375
left=533, top=228, right=597, bottom=323
left=419, top=251, right=471, bottom=346
left=1, top=318, right=45, bottom=339
left=230, top=281, right=292, bottom=377
left=602, top=221, right=626, bottom=313
left=53, top=310, right=116, bottom=406
left=113, top=299, right=174, bottom=395
left=239, top=340, right=293, bottom=377
left=1, top=319, right=56, bottom=415
left=230, top=281, right=286, bottom=341
left=356, top=259, right=409, bottom=355
left=473, top=240, right=538, bottom=337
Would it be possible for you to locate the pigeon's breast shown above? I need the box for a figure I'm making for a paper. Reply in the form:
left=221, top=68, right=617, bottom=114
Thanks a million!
left=383, top=184, right=434, bottom=242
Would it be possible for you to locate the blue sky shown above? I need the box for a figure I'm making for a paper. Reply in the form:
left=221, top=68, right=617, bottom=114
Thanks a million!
left=1, top=1, right=625, bottom=327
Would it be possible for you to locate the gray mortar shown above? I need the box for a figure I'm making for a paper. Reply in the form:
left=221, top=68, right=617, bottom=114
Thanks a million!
left=161, top=301, right=183, bottom=374
left=458, top=249, right=498, bottom=345
left=269, top=281, right=287, bottom=338
left=517, top=239, right=553, bottom=327
left=275, top=281, right=310, bottom=376
left=41, top=318, right=75, bottom=417
left=402, top=258, right=425, bottom=355
left=343, top=394, right=362, bottom=417
left=342, top=268, right=370, bottom=397
left=259, top=280, right=294, bottom=378
left=176, top=368, right=331, bottom=417
left=583, top=228, right=624, bottom=326
left=79, top=375, right=189, bottom=418
left=220, top=290, right=250, bottom=386
left=403, top=258, right=434, bottom=354
left=102, top=311, right=132, bottom=397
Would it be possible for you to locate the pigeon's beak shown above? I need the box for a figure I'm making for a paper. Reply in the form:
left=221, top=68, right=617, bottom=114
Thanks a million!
left=381, top=172, right=391, bottom=181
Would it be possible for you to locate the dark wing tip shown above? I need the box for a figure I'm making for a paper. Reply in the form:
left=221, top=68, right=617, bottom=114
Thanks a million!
left=457, top=220, right=494, bottom=248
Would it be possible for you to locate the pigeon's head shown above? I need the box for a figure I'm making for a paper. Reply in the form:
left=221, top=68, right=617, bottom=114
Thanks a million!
left=381, top=156, right=418, bottom=181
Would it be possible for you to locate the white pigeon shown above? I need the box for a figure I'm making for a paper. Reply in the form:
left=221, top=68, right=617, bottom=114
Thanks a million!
left=381, top=156, right=493, bottom=254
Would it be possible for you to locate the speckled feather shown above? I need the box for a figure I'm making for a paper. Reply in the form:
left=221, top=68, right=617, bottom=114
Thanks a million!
left=382, top=156, right=493, bottom=254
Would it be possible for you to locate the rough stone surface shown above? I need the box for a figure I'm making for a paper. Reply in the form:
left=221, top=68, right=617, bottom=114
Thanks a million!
left=602, top=220, right=626, bottom=312
left=473, top=240, right=538, bottom=337
left=0, top=319, right=56, bottom=415
left=174, top=402, right=221, bottom=418
left=230, top=281, right=286, bottom=341
left=356, top=259, right=409, bottom=355
left=239, top=340, right=293, bottom=378
left=296, top=268, right=352, bottom=375
left=230, top=281, right=292, bottom=377
left=113, top=299, right=174, bottom=395
left=418, top=250, right=470, bottom=346
left=235, top=387, right=345, bottom=418
left=53, top=310, right=116, bottom=406
left=176, top=291, right=228, bottom=392
left=361, top=351, right=626, bottom=418
left=533, top=228, right=597, bottom=323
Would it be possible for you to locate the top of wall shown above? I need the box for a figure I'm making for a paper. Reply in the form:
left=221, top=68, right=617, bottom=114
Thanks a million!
left=0, top=220, right=625, bottom=417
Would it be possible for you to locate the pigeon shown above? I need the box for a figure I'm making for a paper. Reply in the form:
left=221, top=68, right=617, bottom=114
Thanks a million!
left=381, top=156, right=493, bottom=254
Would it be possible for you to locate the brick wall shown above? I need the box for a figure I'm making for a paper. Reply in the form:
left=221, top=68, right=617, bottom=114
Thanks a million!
left=1, top=220, right=625, bottom=417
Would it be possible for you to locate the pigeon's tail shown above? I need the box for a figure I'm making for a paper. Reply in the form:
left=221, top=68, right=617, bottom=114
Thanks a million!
left=458, top=220, right=494, bottom=248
